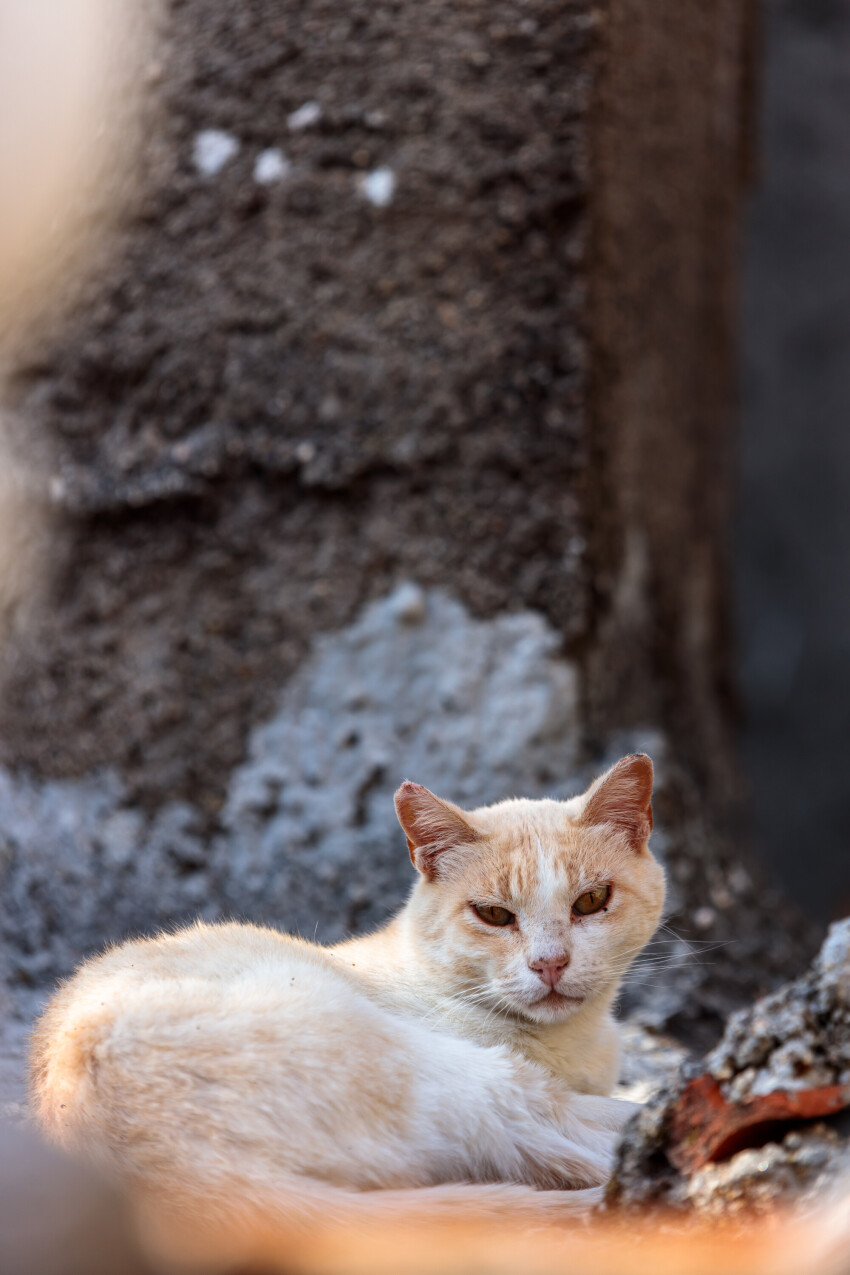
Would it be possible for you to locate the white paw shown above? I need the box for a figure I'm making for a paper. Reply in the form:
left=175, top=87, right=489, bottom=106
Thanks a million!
left=572, top=1093, right=639, bottom=1133
left=535, top=1184, right=606, bottom=1214
left=536, top=1128, right=615, bottom=1189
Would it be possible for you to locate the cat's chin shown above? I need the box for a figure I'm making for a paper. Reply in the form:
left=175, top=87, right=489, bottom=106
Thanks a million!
left=521, top=991, right=586, bottom=1023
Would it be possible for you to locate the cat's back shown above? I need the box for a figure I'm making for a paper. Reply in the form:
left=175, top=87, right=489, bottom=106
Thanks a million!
left=35, top=920, right=318, bottom=1022
left=30, top=921, right=347, bottom=1153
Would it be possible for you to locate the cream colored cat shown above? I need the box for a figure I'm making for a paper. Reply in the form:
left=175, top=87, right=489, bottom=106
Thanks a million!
left=31, top=753, right=665, bottom=1231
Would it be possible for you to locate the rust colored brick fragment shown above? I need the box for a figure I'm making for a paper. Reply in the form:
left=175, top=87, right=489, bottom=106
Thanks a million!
left=667, top=1075, right=850, bottom=1174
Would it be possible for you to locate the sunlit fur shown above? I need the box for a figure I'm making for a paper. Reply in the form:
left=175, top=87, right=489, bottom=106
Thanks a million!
left=349, top=754, right=665, bottom=1093
left=31, top=756, right=664, bottom=1232
left=399, top=799, right=662, bottom=1028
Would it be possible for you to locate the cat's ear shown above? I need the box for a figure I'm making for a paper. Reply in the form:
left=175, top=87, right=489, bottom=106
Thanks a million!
left=578, top=753, right=654, bottom=849
left=394, top=782, right=480, bottom=881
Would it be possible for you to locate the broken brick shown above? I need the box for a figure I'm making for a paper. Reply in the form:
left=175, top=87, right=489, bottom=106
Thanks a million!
left=667, top=1074, right=850, bottom=1174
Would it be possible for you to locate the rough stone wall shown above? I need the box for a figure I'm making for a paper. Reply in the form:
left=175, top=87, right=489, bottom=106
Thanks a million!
left=2, top=0, right=595, bottom=813
left=0, top=0, right=813, bottom=1056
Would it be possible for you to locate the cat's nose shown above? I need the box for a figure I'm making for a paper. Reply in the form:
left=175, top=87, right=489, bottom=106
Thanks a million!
left=529, top=957, right=569, bottom=988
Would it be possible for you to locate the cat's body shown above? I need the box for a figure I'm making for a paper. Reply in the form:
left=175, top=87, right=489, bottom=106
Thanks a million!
left=31, top=755, right=665, bottom=1230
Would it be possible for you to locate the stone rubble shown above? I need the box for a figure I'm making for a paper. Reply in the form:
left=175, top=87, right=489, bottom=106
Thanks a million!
left=610, top=917, right=850, bottom=1212
left=613, top=1022, right=688, bottom=1106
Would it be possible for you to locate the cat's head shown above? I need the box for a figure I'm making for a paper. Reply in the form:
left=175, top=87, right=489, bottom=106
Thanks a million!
left=395, top=755, right=665, bottom=1024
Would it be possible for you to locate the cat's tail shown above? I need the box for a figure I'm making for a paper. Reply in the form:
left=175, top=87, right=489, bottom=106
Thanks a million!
left=312, top=1177, right=605, bottom=1224
left=138, top=1175, right=605, bottom=1269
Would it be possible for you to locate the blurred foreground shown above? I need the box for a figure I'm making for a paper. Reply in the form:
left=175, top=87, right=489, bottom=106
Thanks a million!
left=3, top=1120, right=849, bottom=1275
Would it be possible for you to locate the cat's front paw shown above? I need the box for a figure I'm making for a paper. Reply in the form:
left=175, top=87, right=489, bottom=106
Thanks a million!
left=527, top=1122, right=618, bottom=1190
left=571, top=1093, right=640, bottom=1134
left=532, top=1093, right=637, bottom=1187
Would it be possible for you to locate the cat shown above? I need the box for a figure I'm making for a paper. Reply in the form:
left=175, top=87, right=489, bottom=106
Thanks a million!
left=30, top=753, right=665, bottom=1234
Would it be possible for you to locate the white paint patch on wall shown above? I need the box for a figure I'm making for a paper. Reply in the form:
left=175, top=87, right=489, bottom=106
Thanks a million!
left=359, top=167, right=396, bottom=207
left=218, top=585, right=583, bottom=931
left=253, top=147, right=290, bottom=184
left=1, top=585, right=586, bottom=986
left=193, top=128, right=240, bottom=176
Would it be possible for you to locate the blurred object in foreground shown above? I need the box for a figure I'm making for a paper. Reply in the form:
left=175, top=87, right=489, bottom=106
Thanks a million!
left=0, top=0, right=146, bottom=649
left=2, top=1125, right=849, bottom=1275
left=107, top=1171, right=850, bottom=1275
left=0, top=0, right=146, bottom=339
left=0, top=1125, right=151, bottom=1275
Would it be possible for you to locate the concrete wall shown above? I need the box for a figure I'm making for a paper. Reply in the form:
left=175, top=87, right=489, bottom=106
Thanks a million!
left=739, top=0, right=850, bottom=918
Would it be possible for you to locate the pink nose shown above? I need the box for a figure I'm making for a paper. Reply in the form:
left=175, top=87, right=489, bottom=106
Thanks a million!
left=529, top=958, right=569, bottom=989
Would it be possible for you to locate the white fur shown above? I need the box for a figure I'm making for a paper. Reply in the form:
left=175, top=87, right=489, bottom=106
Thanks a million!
left=31, top=757, right=665, bottom=1229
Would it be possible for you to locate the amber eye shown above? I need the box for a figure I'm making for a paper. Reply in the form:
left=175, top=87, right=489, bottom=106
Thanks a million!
left=572, top=885, right=611, bottom=916
left=473, top=903, right=516, bottom=927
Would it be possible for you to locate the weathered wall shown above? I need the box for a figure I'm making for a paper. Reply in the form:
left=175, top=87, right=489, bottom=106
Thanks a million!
left=739, top=0, right=850, bottom=919
left=0, top=0, right=812, bottom=1053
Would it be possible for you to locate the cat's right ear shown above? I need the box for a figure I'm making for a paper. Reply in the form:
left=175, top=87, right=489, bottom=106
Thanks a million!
left=394, top=782, right=480, bottom=881
left=578, top=753, right=654, bottom=849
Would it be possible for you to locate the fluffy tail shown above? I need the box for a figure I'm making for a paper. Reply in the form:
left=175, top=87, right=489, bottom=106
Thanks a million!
left=291, top=1177, right=604, bottom=1224
left=137, top=1174, right=603, bottom=1270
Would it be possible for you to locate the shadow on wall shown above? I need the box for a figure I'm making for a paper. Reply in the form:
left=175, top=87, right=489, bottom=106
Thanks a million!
left=738, top=0, right=850, bottom=919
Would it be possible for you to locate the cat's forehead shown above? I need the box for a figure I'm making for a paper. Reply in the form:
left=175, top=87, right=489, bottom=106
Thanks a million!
left=468, top=798, right=611, bottom=898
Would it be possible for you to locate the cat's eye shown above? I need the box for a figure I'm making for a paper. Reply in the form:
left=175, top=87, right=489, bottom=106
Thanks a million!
left=472, top=903, right=516, bottom=927
left=572, top=885, right=611, bottom=916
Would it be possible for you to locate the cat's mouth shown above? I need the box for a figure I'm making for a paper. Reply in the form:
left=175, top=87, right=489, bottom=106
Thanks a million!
left=531, top=990, right=586, bottom=1015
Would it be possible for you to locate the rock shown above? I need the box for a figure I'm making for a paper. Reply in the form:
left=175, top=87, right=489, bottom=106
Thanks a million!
left=684, top=1128, right=850, bottom=1216
left=213, top=585, right=591, bottom=940
left=0, top=586, right=597, bottom=979
left=706, top=918, right=850, bottom=1097
left=610, top=918, right=850, bottom=1212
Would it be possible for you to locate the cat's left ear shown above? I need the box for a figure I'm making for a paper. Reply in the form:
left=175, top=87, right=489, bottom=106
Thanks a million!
left=394, top=782, right=480, bottom=881
left=578, top=753, right=654, bottom=850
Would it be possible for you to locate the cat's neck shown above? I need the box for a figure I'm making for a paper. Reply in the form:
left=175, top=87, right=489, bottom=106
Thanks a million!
left=331, top=893, right=621, bottom=1094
